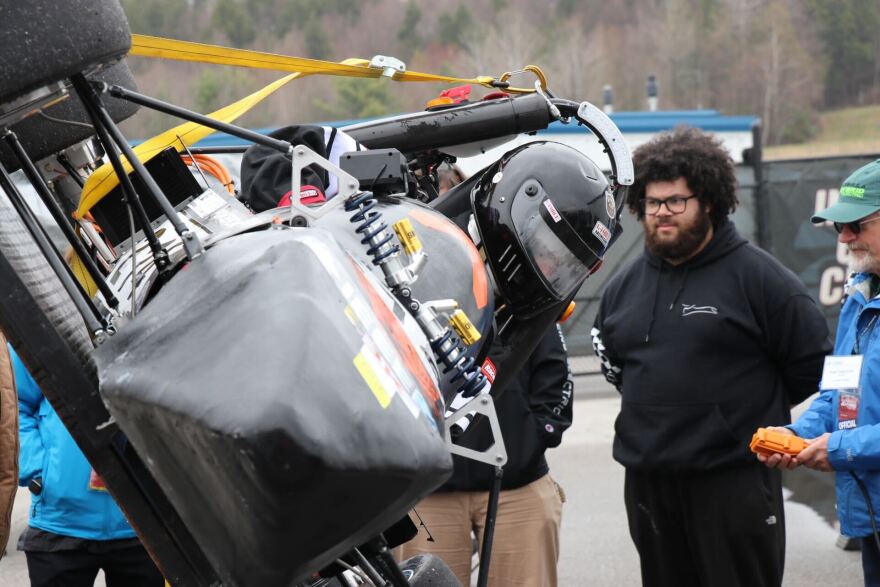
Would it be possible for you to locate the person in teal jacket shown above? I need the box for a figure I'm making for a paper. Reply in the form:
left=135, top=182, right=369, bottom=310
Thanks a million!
left=11, top=345, right=163, bottom=587
left=760, top=160, right=880, bottom=587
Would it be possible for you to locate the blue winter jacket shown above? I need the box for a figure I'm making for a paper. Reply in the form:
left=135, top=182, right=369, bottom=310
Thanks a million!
left=11, top=345, right=136, bottom=540
left=790, top=273, right=880, bottom=538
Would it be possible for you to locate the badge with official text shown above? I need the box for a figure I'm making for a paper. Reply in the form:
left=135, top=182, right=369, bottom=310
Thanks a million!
left=838, top=391, right=860, bottom=430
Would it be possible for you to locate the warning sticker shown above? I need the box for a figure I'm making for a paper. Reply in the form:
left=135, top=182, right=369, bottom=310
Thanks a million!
left=544, top=199, right=562, bottom=223
left=592, top=221, right=611, bottom=247
left=481, top=358, right=497, bottom=384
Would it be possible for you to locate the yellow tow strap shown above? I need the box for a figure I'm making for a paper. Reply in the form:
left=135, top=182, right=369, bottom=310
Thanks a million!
left=77, top=35, right=548, bottom=216
left=129, top=35, right=541, bottom=94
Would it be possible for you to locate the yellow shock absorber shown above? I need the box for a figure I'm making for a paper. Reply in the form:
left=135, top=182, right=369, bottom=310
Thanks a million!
left=449, top=309, right=481, bottom=346
left=393, top=218, right=422, bottom=255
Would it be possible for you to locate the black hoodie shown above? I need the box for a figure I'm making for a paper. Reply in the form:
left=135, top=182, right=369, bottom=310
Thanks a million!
left=440, top=326, right=573, bottom=491
left=592, top=219, right=831, bottom=472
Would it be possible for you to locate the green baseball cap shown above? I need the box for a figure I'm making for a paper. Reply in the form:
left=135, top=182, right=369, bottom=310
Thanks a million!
left=812, top=159, right=880, bottom=223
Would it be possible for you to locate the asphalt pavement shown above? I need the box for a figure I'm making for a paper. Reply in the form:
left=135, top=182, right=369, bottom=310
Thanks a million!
left=0, top=370, right=865, bottom=586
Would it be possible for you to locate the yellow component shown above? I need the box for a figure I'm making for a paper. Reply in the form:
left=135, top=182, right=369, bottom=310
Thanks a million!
left=426, top=96, right=454, bottom=109
left=393, top=218, right=422, bottom=255
left=129, top=35, right=543, bottom=93
left=353, top=352, right=392, bottom=408
left=131, top=35, right=373, bottom=78
left=558, top=301, right=576, bottom=323
left=498, top=65, right=549, bottom=91
left=65, top=248, right=98, bottom=297
left=449, top=310, right=481, bottom=346
left=77, top=35, right=550, bottom=217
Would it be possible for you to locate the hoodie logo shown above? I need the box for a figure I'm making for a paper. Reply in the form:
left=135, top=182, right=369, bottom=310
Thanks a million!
left=681, top=304, right=718, bottom=317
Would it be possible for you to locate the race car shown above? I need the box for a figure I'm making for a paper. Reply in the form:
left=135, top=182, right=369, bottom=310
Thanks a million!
left=0, top=2, right=632, bottom=585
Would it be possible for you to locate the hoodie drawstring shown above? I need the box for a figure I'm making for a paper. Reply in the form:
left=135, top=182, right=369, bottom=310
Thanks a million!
left=669, top=265, right=690, bottom=311
left=645, top=263, right=663, bottom=342
left=645, top=264, right=690, bottom=343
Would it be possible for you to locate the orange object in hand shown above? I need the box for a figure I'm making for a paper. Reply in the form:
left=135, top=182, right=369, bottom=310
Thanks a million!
left=749, top=427, right=808, bottom=457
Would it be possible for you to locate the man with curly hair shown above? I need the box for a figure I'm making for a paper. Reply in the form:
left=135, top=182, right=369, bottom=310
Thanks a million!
left=591, top=127, right=831, bottom=586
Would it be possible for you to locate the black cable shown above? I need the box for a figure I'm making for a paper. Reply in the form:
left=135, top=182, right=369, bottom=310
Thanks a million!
left=851, top=472, right=880, bottom=554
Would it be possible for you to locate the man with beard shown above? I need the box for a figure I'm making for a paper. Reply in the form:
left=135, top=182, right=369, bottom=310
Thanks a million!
left=591, top=127, right=831, bottom=587
left=759, top=160, right=880, bottom=586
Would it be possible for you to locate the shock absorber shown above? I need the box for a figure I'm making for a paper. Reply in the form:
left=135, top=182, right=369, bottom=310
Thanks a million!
left=344, top=191, right=399, bottom=265
left=344, top=192, right=486, bottom=404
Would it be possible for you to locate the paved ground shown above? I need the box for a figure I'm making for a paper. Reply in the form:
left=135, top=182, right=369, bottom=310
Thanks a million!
left=0, top=371, right=864, bottom=586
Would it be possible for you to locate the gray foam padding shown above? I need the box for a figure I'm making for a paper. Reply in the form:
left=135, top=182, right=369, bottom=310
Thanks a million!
left=0, top=0, right=131, bottom=104
left=0, top=60, right=140, bottom=171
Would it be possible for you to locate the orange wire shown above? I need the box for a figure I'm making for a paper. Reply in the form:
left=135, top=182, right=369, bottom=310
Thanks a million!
left=181, top=154, right=235, bottom=194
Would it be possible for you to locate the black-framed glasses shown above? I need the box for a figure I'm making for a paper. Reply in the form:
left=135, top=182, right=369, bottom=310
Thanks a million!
left=642, top=195, right=698, bottom=215
left=833, top=215, right=880, bottom=234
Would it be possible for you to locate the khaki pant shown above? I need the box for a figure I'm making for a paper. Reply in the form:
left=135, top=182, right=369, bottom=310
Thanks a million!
left=399, top=474, right=563, bottom=587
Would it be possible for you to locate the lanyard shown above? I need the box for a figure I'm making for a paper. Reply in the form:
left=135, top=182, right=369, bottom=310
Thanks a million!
left=854, top=313, right=880, bottom=355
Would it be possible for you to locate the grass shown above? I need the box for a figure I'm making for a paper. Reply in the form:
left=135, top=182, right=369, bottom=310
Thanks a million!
left=764, top=104, right=880, bottom=160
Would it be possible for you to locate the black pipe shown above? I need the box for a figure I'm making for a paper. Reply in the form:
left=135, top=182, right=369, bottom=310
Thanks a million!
left=56, top=153, right=85, bottom=188
left=69, top=75, right=170, bottom=272
left=343, top=93, right=552, bottom=153
left=188, top=146, right=248, bottom=155
left=377, top=547, right=411, bottom=587
left=351, top=547, right=391, bottom=587
left=105, top=83, right=293, bottom=155
left=4, top=130, right=119, bottom=309
left=72, top=75, right=202, bottom=261
left=476, top=466, right=504, bottom=587
left=0, top=161, right=104, bottom=334
left=749, top=121, right=768, bottom=250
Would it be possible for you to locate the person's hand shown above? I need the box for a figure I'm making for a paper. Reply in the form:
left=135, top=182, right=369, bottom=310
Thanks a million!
left=797, top=433, right=833, bottom=472
left=756, top=426, right=800, bottom=470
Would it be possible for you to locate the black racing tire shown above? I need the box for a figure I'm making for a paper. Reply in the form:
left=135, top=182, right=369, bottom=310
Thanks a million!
left=0, top=60, right=140, bottom=172
left=399, top=554, right=462, bottom=586
left=0, top=188, right=95, bottom=381
left=0, top=0, right=131, bottom=105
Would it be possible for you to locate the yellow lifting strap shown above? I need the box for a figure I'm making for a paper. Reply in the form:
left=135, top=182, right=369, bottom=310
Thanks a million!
left=129, top=34, right=542, bottom=93
left=77, top=35, right=548, bottom=217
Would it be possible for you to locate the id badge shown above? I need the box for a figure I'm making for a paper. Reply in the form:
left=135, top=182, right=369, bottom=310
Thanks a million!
left=88, top=468, right=107, bottom=492
left=820, top=355, right=863, bottom=430
left=838, top=391, right=860, bottom=429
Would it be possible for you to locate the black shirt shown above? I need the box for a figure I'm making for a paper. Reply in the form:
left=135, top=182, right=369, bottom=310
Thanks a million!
left=440, top=325, right=573, bottom=491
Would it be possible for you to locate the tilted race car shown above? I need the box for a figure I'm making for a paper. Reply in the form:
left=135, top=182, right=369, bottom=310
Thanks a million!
left=0, top=2, right=632, bottom=585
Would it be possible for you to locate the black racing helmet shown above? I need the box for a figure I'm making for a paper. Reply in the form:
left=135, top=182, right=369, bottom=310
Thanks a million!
left=472, top=141, right=622, bottom=319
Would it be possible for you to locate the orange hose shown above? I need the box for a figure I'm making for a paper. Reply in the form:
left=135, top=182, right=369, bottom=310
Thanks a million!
left=181, top=154, right=235, bottom=194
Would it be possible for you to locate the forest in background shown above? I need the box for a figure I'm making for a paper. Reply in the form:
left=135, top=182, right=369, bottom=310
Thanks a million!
left=117, top=0, right=880, bottom=147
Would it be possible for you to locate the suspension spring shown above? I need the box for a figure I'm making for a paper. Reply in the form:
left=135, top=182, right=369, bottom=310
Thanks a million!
left=344, top=192, right=399, bottom=265
left=431, top=330, right=487, bottom=398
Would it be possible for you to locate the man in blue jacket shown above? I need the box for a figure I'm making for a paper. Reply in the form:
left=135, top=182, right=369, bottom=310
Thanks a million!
left=11, top=345, right=163, bottom=587
left=761, top=159, right=880, bottom=587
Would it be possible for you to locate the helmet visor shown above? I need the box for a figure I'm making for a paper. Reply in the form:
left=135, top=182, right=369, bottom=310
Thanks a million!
left=513, top=196, right=605, bottom=300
